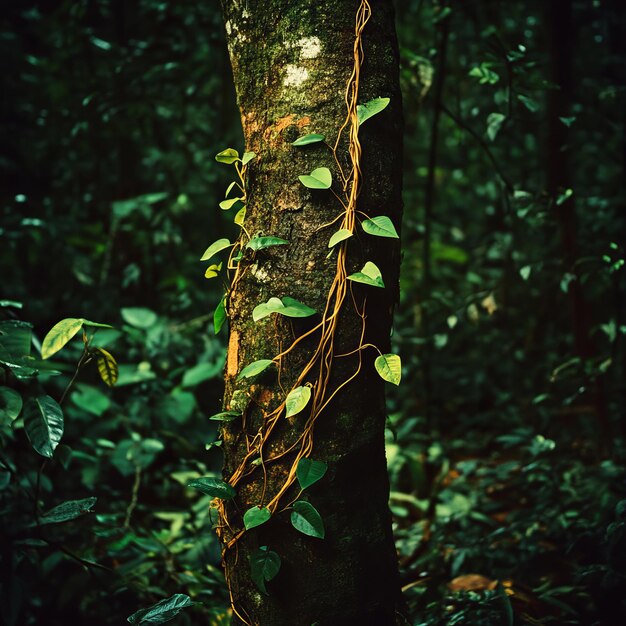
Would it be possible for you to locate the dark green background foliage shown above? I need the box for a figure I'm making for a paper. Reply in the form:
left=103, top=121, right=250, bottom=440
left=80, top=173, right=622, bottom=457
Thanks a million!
left=1, top=0, right=625, bottom=624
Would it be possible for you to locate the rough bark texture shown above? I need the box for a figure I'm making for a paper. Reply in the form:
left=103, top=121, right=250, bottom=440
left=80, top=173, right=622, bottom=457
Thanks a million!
left=219, top=1, right=403, bottom=624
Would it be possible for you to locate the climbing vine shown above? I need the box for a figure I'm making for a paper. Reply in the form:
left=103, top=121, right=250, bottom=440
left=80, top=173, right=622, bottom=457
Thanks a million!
left=193, top=1, right=401, bottom=621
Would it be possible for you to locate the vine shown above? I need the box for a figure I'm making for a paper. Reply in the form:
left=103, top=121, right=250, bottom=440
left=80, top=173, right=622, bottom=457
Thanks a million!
left=194, top=1, right=401, bottom=622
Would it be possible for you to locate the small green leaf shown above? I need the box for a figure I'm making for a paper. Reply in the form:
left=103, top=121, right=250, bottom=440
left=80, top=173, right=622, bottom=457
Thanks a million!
left=200, top=238, right=231, bottom=261
left=246, top=237, right=289, bottom=251
left=486, top=112, right=506, bottom=141
left=244, top=506, right=271, bottom=530
left=285, top=386, right=311, bottom=418
left=242, top=151, right=256, bottom=165
left=204, top=262, right=222, bottom=279
left=556, top=188, right=573, bottom=205
left=328, top=229, right=353, bottom=248
left=209, top=410, right=241, bottom=422
left=356, top=97, right=390, bottom=125
left=252, top=297, right=316, bottom=322
left=0, top=387, right=22, bottom=421
left=249, top=547, right=281, bottom=595
left=469, top=63, right=499, bottom=84
left=214, top=295, right=227, bottom=335
left=219, top=197, right=244, bottom=211
left=127, top=594, right=195, bottom=625
left=187, top=477, right=235, bottom=500
left=121, top=307, right=158, bottom=329
left=215, top=148, right=240, bottom=164
left=296, top=458, right=328, bottom=490
left=38, top=497, right=97, bottom=525
left=292, top=133, right=325, bottom=147
left=374, top=353, right=402, bottom=385
left=94, top=347, right=118, bottom=387
left=41, top=318, right=85, bottom=359
left=559, top=116, right=576, bottom=127
left=238, top=359, right=274, bottom=379
left=361, top=216, right=399, bottom=239
left=23, top=395, right=64, bottom=458
left=298, top=167, right=332, bottom=190
left=347, top=261, right=385, bottom=288
left=225, top=181, right=237, bottom=197
left=518, top=94, right=539, bottom=112
left=291, top=501, right=325, bottom=538
left=234, top=206, right=246, bottom=226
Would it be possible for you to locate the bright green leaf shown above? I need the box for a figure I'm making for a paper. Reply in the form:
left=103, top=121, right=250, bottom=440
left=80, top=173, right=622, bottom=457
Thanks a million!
left=127, top=594, right=195, bottom=625
left=234, top=206, right=246, bottom=226
left=215, top=148, right=240, bottom=164
left=296, top=458, right=328, bottom=490
left=238, top=359, right=274, bottom=379
left=291, top=501, right=325, bottom=538
left=23, top=395, right=64, bottom=458
left=249, top=547, right=281, bottom=595
left=486, top=112, right=506, bottom=141
left=298, top=167, right=332, bottom=190
left=219, top=197, right=244, bottom=211
left=246, top=236, right=289, bottom=251
left=244, top=506, right=271, bottom=530
left=204, top=262, right=222, bottom=279
left=356, top=97, right=390, bottom=125
left=374, top=353, right=402, bottom=385
left=347, top=261, right=385, bottom=288
left=186, top=477, right=236, bottom=500
left=121, top=308, right=158, bottom=329
left=242, top=151, right=256, bottom=165
left=361, top=216, right=399, bottom=239
left=328, top=229, right=353, bottom=248
left=200, top=238, right=231, bottom=261
left=225, top=181, right=237, bottom=197
left=292, top=134, right=325, bottom=147
left=518, top=94, right=539, bottom=112
left=41, top=318, right=85, bottom=359
left=252, top=297, right=316, bottom=322
left=285, top=386, right=311, bottom=418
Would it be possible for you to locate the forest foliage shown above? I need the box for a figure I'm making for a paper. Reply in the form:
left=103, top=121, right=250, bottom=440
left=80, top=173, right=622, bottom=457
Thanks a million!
left=1, top=0, right=625, bottom=625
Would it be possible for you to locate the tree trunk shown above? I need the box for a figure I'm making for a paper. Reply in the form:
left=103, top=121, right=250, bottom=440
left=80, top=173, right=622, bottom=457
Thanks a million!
left=217, top=1, right=403, bottom=624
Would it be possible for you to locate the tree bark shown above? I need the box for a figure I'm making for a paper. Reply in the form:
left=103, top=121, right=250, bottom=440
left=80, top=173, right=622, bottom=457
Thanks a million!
left=217, top=1, right=403, bottom=625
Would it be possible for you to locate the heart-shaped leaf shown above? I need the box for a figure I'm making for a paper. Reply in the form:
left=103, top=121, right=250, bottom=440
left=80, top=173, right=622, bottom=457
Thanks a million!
left=244, top=506, right=271, bottom=530
left=200, top=238, right=231, bottom=261
left=347, top=261, right=385, bottom=288
left=253, top=297, right=316, bottom=322
left=298, top=167, right=332, bottom=190
left=356, top=97, right=390, bottom=125
left=285, top=386, right=311, bottom=418
left=361, top=215, right=399, bottom=239
left=328, top=229, right=353, bottom=248
left=242, top=151, right=256, bottom=165
left=296, top=458, right=328, bottom=490
left=374, top=353, right=402, bottom=385
left=291, top=500, right=325, bottom=538
left=215, top=148, right=240, bottom=164
left=249, top=547, right=281, bottom=595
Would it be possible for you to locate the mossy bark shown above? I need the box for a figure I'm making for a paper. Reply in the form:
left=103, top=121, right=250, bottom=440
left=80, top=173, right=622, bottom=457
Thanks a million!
left=218, top=1, right=403, bottom=624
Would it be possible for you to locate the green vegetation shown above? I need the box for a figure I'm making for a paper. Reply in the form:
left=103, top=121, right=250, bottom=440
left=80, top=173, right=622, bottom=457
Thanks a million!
left=1, top=1, right=624, bottom=625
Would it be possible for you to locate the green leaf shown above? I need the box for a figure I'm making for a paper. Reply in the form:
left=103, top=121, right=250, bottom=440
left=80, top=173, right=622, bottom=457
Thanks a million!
left=219, top=197, right=244, bottom=211
left=238, top=359, right=274, bottom=379
left=41, top=318, right=85, bottom=359
left=242, top=151, right=256, bottom=165
left=486, top=112, right=506, bottom=141
left=298, top=167, right=332, bottom=189
left=361, top=216, right=399, bottom=239
left=234, top=206, right=246, bottom=226
left=121, top=308, right=158, bottom=329
left=186, top=476, right=236, bottom=500
left=252, top=297, right=316, bottom=322
left=209, top=410, right=241, bottom=422
left=200, top=238, right=231, bottom=261
left=215, top=148, right=240, bottom=164
left=225, top=181, right=237, bottom=197
left=296, top=458, right=328, bottom=490
left=204, top=262, right=222, bottom=279
left=292, top=133, right=325, bottom=147
left=469, top=63, right=499, bottom=84
left=374, top=353, right=402, bottom=385
left=81, top=320, right=114, bottom=329
left=244, top=506, right=271, bottom=530
left=559, top=116, right=576, bottom=127
left=0, top=387, right=22, bottom=421
left=246, top=236, right=289, bottom=251
left=182, top=361, right=223, bottom=387
left=285, top=386, right=311, bottom=418
left=328, top=229, right=353, bottom=248
left=23, top=395, right=64, bottom=458
left=347, top=261, right=385, bottom=288
left=94, top=347, right=118, bottom=386
left=214, top=295, right=227, bottom=335
left=71, top=384, right=110, bottom=416
left=356, top=97, right=390, bottom=125
left=127, top=594, right=195, bottom=625
left=518, top=94, right=539, bottom=112
left=556, top=188, right=573, bottom=206
left=291, top=501, right=325, bottom=538
left=38, top=497, right=97, bottom=525
left=249, top=547, right=281, bottom=595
